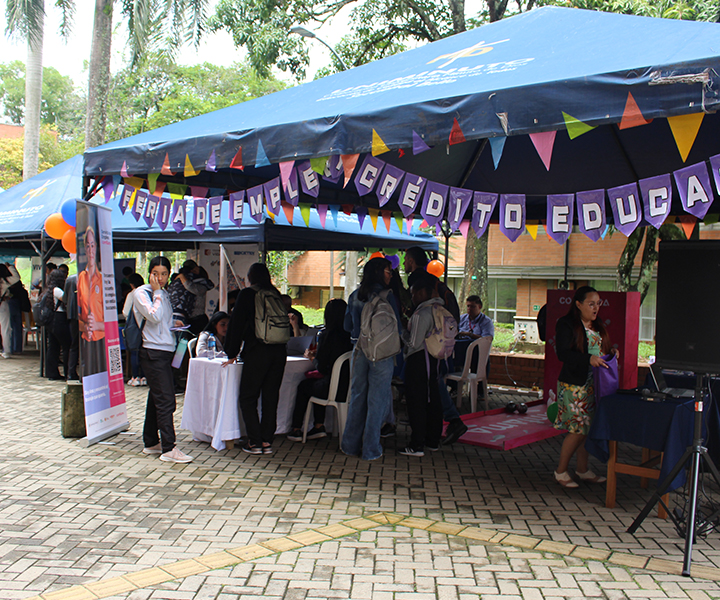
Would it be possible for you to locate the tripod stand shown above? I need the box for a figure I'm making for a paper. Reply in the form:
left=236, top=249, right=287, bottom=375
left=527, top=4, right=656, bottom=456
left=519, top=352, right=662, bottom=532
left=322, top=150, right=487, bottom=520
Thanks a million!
left=627, top=373, right=720, bottom=576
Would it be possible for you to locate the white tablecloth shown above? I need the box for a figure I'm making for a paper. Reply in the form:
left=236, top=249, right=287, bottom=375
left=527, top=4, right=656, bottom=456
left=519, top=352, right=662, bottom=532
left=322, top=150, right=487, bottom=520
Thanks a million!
left=180, top=356, right=312, bottom=450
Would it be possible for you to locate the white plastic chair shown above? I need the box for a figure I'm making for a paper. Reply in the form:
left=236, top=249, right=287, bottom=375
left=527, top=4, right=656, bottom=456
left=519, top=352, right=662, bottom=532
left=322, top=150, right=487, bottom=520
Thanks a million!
left=302, top=350, right=353, bottom=444
left=188, top=337, right=198, bottom=358
left=446, top=336, right=493, bottom=413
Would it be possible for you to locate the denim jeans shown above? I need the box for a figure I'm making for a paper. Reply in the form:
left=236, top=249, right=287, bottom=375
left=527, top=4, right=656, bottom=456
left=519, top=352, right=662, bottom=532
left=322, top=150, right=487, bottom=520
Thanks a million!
left=341, top=348, right=394, bottom=460
left=438, top=358, right=460, bottom=421
left=8, top=297, right=23, bottom=353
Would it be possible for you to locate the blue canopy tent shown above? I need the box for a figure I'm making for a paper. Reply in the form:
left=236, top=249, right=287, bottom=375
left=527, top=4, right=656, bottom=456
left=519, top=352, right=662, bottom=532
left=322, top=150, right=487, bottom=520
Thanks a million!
left=82, top=7, right=720, bottom=222
left=0, top=155, right=437, bottom=254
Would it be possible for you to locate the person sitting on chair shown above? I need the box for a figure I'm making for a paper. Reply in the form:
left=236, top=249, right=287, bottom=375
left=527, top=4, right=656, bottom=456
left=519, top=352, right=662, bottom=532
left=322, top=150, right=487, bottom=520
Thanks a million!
left=195, top=311, right=230, bottom=358
left=287, top=298, right=352, bottom=442
left=458, top=295, right=494, bottom=339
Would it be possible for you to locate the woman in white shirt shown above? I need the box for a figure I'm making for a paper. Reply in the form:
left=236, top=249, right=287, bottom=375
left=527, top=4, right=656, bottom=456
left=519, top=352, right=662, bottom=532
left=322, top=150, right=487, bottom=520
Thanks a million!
left=133, top=256, right=193, bottom=464
left=195, top=311, right=229, bottom=358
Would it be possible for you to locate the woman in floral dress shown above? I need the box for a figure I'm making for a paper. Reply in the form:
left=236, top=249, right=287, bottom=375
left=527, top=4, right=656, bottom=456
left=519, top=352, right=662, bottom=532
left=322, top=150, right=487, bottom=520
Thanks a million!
left=553, top=286, right=618, bottom=488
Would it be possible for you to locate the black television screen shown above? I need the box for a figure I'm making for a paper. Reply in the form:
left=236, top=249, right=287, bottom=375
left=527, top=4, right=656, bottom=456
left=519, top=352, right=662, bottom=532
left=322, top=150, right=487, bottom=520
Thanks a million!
left=655, top=240, right=720, bottom=374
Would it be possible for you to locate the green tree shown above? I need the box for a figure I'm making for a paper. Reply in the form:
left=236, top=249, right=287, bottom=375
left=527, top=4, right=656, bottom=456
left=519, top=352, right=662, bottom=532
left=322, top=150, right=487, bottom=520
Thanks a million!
left=0, top=126, right=76, bottom=188
left=0, top=60, right=85, bottom=137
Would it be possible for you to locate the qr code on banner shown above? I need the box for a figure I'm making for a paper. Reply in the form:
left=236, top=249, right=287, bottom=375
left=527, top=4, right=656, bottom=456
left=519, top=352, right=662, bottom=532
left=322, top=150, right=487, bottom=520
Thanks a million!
left=108, top=345, right=123, bottom=377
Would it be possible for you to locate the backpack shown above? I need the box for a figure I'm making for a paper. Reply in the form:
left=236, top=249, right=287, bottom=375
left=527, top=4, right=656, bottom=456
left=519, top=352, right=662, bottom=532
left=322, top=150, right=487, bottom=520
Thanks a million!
left=32, top=291, right=55, bottom=327
left=424, top=303, right=458, bottom=359
left=358, top=289, right=401, bottom=362
left=253, top=287, right=291, bottom=344
left=123, top=289, right=152, bottom=351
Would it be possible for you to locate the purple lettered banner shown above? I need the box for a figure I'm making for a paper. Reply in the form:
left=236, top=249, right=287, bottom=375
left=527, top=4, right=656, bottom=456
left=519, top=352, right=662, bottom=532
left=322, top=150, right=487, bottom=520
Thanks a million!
left=156, top=196, right=172, bottom=231
left=284, top=165, right=300, bottom=206
left=193, top=198, right=208, bottom=235
left=375, top=164, right=404, bottom=207
left=639, top=174, right=671, bottom=230
left=354, top=155, right=385, bottom=197
left=263, top=177, right=282, bottom=215
left=118, top=185, right=134, bottom=215
left=398, top=175, right=426, bottom=218
left=546, top=194, right=574, bottom=245
left=247, top=184, right=265, bottom=223
left=207, top=196, right=223, bottom=233
left=322, top=155, right=343, bottom=183
left=499, top=194, right=525, bottom=242
left=132, top=189, right=148, bottom=222
left=709, top=154, right=720, bottom=197
left=471, top=192, right=498, bottom=238
left=172, top=198, right=187, bottom=233
left=607, top=183, right=641, bottom=236
left=420, top=181, right=448, bottom=227
left=228, top=191, right=245, bottom=227
left=447, top=187, right=472, bottom=232
left=576, top=189, right=606, bottom=242
left=143, top=194, right=160, bottom=228
left=673, top=161, right=714, bottom=220
left=297, top=160, right=320, bottom=198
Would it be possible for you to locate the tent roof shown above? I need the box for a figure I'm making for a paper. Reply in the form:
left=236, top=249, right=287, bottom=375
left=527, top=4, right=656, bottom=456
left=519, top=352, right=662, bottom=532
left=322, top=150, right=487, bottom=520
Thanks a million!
left=84, top=6, right=720, bottom=179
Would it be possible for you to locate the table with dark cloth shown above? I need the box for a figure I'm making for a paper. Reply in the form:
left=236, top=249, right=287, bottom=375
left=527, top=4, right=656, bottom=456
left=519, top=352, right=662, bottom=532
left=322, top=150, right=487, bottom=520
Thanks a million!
left=586, top=392, right=710, bottom=493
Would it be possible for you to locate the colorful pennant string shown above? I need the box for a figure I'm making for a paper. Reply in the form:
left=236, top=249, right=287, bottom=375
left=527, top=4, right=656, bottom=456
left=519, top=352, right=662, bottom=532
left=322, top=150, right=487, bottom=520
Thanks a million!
left=412, top=131, right=430, bottom=155
left=184, top=154, right=200, bottom=177
left=161, top=153, right=175, bottom=176
left=372, top=129, right=390, bottom=156
left=230, top=147, right=244, bottom=170
left=619, top=92, right=652, bottom=130
left=529, top=131, right=556, bottom=171
left=668, top=113, right=704, bottom=162
left=255, top=140, right=271, bottom=167
left=562, top=112, right=595, bottom=140
left=449, top=118, right=466, bottom=145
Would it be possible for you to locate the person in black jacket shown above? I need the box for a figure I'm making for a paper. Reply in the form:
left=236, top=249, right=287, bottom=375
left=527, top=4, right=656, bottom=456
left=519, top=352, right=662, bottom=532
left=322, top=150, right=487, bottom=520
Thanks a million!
left=224, top=263, right=288, bottom=455
left=287, top=298, right=352, bottom=442
left=553, top=286, right=617, bottom=488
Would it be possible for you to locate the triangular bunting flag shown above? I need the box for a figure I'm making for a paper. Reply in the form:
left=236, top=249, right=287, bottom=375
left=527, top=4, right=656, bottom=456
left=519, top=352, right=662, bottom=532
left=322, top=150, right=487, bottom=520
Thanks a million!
left=282, top=201, right=294, bottom=224
left=205, top=149, right=217, bottom=172
left=382, top=211, right=392, bottom=233
left=230, top=146, right=244, bottom=170
left=161, top=153, right=174, bottom=176
left=678, top=214, right=697, bottom=238
left=340, top=154, right=359, bottom=188
left=526, top=224, right=538, bottom=240
left=300, top=204, right=311, bottom=226
left=529, top=130, right=557, bottom=171
left=356, top=206, right=367, bottom=228
left=668, top=113, right=704, bottom=162
left=369, top=208, right=379, bottom=231
left=459, top=220, right=470, bottom=238
left=147, top=173, right=159, bottom=195
left=184, top=154, right=200, bottom=177
left=341, top=204, right=353, bottom=216
left=619, top=92, right=653, bottom=130
left=310, top=157, right=328, bottom=174
left=704, top=213, right=719, bottom=225
left=190, top=186, right=208, bottom=199
left=101, top=177, right=114, bottom=203
left=562, top=112, right=596, bottom=140
left=489, top=137, right=506, bottom=170
left=406, top=218, right=413, bottom=235
left=167, top=182, right=187, bottom=199
left=449, top=118, right=466, bottom=145
left=330, top=205, right=339, bottom=228
left=255, top=140, right=271, bottom=167
left=154, top=181, right=166, bottom=197
left=372, top=129, right=390, bottom=156
left=317, top=204, right=328, bottom=228
left=420, top=219, right=429, bottom=228
left=123, top=176, right=144, bottom=189
left=279, top=161, right=295, bottom=191
left=398, top=149, right=405, bottom=158
left=395, top=214, right=403, bottom=233
left=120, top=161, right=129, bottom=178
left=412, top=131, right=431, bottom=154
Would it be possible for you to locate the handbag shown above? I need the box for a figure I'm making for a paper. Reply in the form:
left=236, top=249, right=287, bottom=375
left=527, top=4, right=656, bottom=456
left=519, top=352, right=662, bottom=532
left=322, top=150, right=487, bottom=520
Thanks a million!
left=32, top=291, right=54, bottom=327
left=593, top=353, right=619, bottom=402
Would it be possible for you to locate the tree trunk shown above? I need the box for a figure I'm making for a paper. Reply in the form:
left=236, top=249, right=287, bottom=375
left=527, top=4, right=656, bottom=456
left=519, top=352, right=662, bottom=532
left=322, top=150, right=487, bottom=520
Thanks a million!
left=344, top=251, right=358, bottom=301
left=85, top=0, right=114, bottom=149
left=616, top=227, right=645, bottom=292
left=460, top=233, right=488, bottom=309
left=23, top=15, right=43, bottom=180
left=448, top=0, right=467, bottom=33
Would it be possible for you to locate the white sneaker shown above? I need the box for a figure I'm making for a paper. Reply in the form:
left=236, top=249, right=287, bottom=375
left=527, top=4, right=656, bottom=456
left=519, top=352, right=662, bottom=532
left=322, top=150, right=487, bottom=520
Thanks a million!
left=160, top=447, right=193, bottom=463
left=142, top=443, right=162, bottom=455
left=128, top=377, right=139, bottom=386
left=554, top=471, right=579, bottom=488
left=140, top=377, right=148, bottom=386
left=1, top=352, right=10, bottom=359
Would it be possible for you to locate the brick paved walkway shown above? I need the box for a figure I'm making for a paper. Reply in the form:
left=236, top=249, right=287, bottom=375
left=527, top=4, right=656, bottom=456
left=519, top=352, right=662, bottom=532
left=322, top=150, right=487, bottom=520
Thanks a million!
left=1, top=353, right=719, bottom=600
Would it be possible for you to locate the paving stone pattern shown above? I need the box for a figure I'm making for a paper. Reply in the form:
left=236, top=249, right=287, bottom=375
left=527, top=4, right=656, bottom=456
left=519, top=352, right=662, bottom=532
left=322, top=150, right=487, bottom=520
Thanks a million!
left=1, top=353, right=719, bottom=600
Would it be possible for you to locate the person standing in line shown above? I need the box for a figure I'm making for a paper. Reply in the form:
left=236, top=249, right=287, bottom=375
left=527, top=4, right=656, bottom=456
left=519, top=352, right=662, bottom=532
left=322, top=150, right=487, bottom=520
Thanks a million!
left=45, top=269, right=70, bottom=380
left=63, top=274, right=80, bottom=380
left=342, top=257, right=401, bottom=461
left=224, top=263, right=289, bottom=455
left=553, top=286, right=615, bottom=488
left=0, top=263, right=20, bottom=359
left=134, top=256, right=193, bottom=464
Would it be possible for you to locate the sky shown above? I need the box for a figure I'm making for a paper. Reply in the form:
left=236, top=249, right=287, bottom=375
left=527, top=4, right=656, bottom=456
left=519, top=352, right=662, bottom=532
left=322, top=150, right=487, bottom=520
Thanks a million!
left=0, top=0, right=486, bottom=93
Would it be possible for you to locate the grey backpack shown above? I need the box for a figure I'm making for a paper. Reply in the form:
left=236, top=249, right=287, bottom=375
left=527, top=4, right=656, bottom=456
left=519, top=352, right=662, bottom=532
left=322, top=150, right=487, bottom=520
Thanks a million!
left=253, top=287, right=291, bottom=344
left=358, top=289, right=401, bottom=362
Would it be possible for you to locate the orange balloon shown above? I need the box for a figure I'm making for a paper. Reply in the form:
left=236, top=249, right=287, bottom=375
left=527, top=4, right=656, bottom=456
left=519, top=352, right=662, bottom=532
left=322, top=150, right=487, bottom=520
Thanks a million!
left=427, top=259, right=445, bottom=277
left=45, top=213, right=72, bottom=240
left=369, top=251, right=385, bottom=259
left=62, top=227, right=77, bottom=254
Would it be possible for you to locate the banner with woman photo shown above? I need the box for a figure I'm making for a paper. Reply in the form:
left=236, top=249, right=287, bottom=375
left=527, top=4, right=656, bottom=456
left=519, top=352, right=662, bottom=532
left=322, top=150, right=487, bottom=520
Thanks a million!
left=77, top=201, right=129, bottom=444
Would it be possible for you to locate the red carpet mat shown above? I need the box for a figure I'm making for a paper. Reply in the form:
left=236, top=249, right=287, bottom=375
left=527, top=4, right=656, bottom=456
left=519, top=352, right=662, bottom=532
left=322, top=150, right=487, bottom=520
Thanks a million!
left=456, top=400, right=564, bottom=450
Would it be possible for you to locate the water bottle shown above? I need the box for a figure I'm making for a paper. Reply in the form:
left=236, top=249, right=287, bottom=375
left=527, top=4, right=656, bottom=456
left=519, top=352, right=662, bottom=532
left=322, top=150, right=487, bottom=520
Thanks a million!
left=207, top=334, right=216, bottom=360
